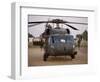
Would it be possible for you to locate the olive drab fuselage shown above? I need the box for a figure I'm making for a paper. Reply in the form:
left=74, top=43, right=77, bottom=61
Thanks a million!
left=43, top=28, right=77, bottom=61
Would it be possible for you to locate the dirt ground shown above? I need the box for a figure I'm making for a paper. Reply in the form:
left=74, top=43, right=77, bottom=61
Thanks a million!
left=28, top=45, right=88, bottom=66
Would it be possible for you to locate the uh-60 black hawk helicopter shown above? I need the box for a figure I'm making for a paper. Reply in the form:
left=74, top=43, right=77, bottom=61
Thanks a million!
left=28, top=19, right=87, bottom=61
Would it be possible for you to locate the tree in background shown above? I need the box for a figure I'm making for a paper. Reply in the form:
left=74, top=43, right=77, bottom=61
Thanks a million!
left=76, top=30, right=88, bottom=48
left=82, top=30, right=88, bottom=41
left=76, top=34, right=82, bottom=48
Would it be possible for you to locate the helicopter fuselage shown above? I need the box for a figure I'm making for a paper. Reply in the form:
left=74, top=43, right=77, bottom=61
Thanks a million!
left=43, top=28, right=77, bottom=61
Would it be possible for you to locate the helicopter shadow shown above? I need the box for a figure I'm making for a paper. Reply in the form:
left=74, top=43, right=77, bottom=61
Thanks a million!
left=47, top=56, right=72, bottom=62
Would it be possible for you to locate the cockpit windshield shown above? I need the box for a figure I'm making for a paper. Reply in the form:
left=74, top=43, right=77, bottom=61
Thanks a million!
left=51, top=35, right=74, bottom=44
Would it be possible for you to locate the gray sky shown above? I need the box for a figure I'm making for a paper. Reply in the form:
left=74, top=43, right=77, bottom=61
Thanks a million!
left=28, top=15, right=88, bottom=38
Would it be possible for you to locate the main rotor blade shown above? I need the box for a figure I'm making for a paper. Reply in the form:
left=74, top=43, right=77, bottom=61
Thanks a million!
left=28, top=20, right=67, bottom=24
left=28, top=21, right=87, bottom=25
left=28, top=23, right=42, bottom=27
left=62, top=20, right=88, bottom=25
left=65, top=23, right=78, bottom=30
left=50, top=20, right=88, bottom=25
left=28, top=21, right=48, bottom=24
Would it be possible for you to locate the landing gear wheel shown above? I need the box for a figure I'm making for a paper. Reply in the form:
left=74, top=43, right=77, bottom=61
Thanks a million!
left=71, top=55, right=75, bottom=59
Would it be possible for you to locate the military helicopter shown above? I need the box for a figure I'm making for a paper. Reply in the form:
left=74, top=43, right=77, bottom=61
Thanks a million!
left=28, top=19, right=87, bottom=61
